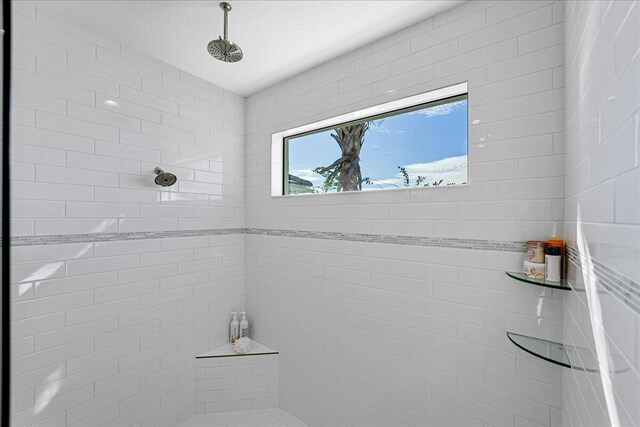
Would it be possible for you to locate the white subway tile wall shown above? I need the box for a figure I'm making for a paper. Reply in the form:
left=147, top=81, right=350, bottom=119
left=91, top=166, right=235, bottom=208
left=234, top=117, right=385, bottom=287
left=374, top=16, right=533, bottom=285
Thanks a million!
left=195, top=354, right=279, bottom=413
left=11, top=234, right=245, bottom=426
left=563, top=1, right=640, bottom=427
left=245, top=235, right=564, bottom=426
left=10, top=4, right=246, bottom=426
left=9, top=0, right=640, bottom=426
left=245, top=1, right=566, bottom=426
left=10, top=7, right=245, bottom=237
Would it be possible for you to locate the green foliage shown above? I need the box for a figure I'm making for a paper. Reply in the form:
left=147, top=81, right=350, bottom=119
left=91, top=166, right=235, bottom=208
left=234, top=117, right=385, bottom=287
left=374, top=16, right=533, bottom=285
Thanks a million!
left=397, top=167, right=453, bottom=187
left=398, top=166, right=410, bottom=187
left=398, top=166, right=441, bottom=187
left=312, top=166, right=339, bottom=193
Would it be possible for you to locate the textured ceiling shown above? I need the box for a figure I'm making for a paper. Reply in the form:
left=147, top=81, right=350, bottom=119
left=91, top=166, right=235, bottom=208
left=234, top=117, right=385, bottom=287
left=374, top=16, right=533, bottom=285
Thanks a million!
left=29, top=1, right=463, bottom=96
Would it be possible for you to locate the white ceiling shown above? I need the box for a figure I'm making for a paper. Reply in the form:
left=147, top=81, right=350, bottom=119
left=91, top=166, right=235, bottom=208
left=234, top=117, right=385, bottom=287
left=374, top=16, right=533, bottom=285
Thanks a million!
left=30, top=1, right=463, bottom=97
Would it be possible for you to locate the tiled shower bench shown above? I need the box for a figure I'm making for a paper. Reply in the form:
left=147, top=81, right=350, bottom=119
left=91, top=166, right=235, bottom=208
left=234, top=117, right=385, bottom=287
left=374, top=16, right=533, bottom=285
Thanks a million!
left=194, top=341, right=280, bottom=413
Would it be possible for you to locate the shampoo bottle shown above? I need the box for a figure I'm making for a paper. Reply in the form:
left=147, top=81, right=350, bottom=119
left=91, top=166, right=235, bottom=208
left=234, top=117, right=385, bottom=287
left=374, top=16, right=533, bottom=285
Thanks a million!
left=229, top=312, right=239, bottom=344
left=239, top=312, right=249, bottom=338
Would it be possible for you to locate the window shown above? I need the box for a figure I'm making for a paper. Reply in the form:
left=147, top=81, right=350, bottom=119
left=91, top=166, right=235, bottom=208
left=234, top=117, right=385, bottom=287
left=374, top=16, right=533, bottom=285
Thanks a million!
left=271, top=82, right=468, bottom=196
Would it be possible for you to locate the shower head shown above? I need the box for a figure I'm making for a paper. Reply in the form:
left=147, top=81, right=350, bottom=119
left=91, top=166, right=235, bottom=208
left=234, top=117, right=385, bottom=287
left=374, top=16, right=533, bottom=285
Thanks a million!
left=207, top=2, right=243, bottom=63
left=154, top=167, right=177, bottom=187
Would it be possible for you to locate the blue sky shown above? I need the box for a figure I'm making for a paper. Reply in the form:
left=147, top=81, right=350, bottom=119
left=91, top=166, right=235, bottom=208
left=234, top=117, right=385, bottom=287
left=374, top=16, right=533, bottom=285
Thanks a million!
left=288, top=98, right=468, bottom=191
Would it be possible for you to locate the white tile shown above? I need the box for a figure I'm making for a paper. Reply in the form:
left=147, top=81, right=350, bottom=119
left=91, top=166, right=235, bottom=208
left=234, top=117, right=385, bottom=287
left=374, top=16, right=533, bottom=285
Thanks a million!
left=35, top=164, right=118, bottom=187
left=12, top=384, right=94, bottom=427
left=68, top=51, right=141, bottom=89
left=519, top=23, right=564, bottom=54
left=35, top=318, right=118, bottom=351
left=67, top=102, right=141, bottom=132
left=34, top=271, right=117, bottom=298
left=13, top=124, right=95, bottom=153
left=460, top=6, right=552, bottom=52
left=37, top=57, right=118, bottom=96
left=13, top=291, right=93, bottom=321
left=615, top=168, right=640, bottom=224
left=13, top=68, right=95, bottom=105
left=14, top=12, right=95, bottom=57
left=96, top=92, right=161, bottom=123
left=35, top=218, right=119, bottom=236
left=12, top=339, right=94, bottom=377
left=142, top=79, right=194, bottom=107
left=97, top=46, right=161, bottom=82
left=487, top=45, right=563, bottom=82
left=94, top=140, right=161, bottom=164
left=119, top=218, right=179, bottom=232
left=36, top=111, right=119, bottom=142
left=66, top=202, right=140, bottom=218
left=11, top=142, right=66, bottom=166
left=11, top=313, right=66, bottom=339
left=11, top=200, right=65, bottom=218
left=120, top=129, right=179, bottom=153
left=13, top=31, right=67, bottom=65
left=94, top=279, right=160, bottom=303
left=67, top=254, right=139, bottom=276
left=121, top=86, right=180, bottom=115
left=11, top=161, right=35, bottom=182
left=162, top=112, right=210, bottom=136
left=93, top=239, right=160, bottom=257
left=412, top=11, right=486, bottom=52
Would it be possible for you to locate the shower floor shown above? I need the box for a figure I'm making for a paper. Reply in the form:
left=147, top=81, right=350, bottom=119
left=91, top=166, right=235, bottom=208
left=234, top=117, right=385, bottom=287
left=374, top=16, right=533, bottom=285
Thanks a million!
left=180, top=408, right=307, bottom=427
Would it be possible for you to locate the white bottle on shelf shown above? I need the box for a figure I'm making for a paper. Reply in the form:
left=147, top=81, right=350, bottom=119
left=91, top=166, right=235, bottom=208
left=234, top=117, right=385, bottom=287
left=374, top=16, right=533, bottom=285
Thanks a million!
left=239, top=312, right=249, bottom=338
left=229, top=312, right=239, bottom=344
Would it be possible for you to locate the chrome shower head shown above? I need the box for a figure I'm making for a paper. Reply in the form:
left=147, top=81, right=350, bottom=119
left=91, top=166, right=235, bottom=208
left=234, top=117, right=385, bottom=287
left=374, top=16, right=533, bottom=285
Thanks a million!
left=207, top=2, right=243, bottom=63
left=154, top=167, right=177, bottom=187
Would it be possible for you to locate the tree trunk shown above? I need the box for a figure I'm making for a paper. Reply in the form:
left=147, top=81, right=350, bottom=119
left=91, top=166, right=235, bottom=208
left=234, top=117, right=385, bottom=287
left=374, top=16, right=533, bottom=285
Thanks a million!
left=331, top=123, right=368, bottom=191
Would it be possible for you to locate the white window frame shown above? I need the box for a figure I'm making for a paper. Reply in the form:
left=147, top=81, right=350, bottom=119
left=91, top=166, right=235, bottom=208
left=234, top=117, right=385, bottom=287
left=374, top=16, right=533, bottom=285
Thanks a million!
left=271, top=81, right=468, bottom=197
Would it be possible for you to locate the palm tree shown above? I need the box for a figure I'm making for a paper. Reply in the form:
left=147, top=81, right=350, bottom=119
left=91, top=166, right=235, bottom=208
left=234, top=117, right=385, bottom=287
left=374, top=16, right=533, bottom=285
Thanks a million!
left=314, top=123, right=368, bottom=192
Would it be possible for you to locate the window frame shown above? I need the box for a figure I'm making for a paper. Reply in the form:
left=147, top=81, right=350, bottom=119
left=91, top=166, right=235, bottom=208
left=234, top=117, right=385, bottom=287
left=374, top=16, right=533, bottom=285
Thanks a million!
left=271, top=81, right=468, bottom=197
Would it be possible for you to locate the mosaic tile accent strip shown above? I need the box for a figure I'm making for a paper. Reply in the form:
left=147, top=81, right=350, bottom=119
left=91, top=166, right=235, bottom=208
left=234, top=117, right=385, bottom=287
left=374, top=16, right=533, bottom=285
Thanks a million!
left=10, top=228, right=246, bottom=247
left=244, top=228, right=527, bottom=252
left=10, top=228, right=527, bottom=252
left=566, top=243, right=640, bottom=316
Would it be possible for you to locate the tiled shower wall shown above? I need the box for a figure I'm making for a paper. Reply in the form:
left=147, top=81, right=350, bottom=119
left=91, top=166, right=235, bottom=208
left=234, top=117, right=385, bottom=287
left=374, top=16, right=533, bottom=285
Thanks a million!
left=563, top=1, right=640, bottom=427
left=245, top=1, right=567, bottom=426
left=10, top=4, right=245, bottom=426
left=10, top=5, right=244, bottom=235
left=246, top=234, right=565, bottom=426
left=246, top=0, right=565, bottom=241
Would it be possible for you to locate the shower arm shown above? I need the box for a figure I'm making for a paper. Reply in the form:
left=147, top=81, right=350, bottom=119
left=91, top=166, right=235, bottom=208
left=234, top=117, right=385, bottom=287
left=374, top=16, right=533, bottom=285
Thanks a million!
left=221, top=2, right=231, bottom=41
left=223, top=7, right=228, bottom=40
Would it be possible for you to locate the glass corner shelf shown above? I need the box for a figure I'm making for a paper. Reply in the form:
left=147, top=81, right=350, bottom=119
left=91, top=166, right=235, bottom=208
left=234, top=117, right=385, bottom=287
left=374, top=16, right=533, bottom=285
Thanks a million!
left=506, top=332, right=600, bottom=372
left=506, top=271, right=571, bottom=290
left=506, top=332, right=629, bottom=374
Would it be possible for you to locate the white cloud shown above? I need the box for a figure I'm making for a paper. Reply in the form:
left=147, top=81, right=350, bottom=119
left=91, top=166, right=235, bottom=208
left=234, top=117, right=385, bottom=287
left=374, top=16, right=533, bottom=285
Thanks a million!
left=365, top=155, right=468, bottom=189
left=403, top=155, right=467, bottom=185
left=410, top=100, right=466, bottom=117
